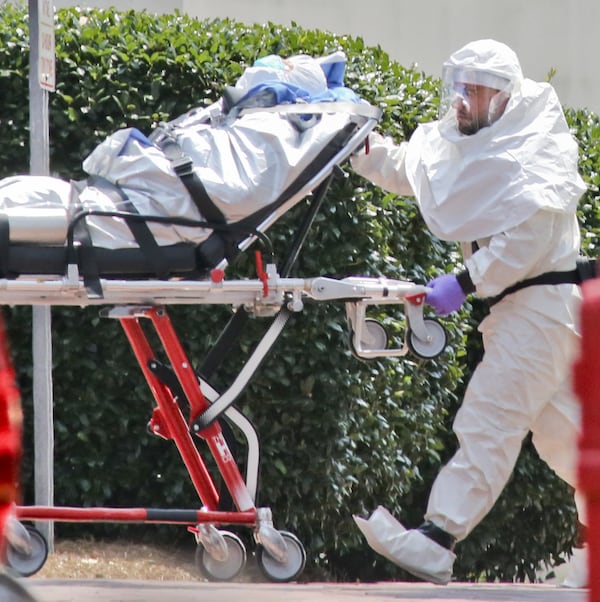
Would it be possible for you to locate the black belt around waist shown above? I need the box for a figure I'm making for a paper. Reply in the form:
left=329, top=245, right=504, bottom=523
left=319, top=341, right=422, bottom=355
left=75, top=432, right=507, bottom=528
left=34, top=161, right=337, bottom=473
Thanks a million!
left=487, top=257, right=597, bottom=306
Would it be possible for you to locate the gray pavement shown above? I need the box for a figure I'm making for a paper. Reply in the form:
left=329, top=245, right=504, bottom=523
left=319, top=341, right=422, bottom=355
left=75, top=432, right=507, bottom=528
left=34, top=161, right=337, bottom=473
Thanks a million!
left=22, top=580, right=587, bottom=602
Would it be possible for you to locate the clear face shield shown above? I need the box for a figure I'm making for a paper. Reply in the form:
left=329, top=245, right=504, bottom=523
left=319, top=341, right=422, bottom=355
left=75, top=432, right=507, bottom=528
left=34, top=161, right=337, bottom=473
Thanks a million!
left=439, top=66, right=513, bottom=135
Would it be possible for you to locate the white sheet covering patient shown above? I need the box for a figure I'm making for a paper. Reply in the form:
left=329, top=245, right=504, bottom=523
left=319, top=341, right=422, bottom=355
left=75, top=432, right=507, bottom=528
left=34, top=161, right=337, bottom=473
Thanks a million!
left=0, top=52, right=361, bottom=250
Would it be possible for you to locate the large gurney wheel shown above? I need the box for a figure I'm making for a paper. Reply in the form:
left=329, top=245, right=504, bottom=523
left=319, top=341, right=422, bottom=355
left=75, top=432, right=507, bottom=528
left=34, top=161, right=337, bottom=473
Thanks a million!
left=6, top=525, right=49, bottom=577
left=407, top=318, right=447, bottom=359
left=195, top=530, right=247, bottom=582
left=256, top=530, right=306, bottom=582
left=349, top=318, right=388, bottom=359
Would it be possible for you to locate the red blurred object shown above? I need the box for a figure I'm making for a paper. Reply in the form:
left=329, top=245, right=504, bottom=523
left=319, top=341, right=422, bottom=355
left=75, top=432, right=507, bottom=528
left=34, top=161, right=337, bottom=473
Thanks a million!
left=0, top=312, right=22, bottom=563
left=574, top=278, right=600, bottom=601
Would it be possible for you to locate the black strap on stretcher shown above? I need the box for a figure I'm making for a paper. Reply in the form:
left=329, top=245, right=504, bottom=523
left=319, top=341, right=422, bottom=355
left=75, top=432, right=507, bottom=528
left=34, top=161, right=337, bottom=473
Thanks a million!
left=0, top=214, right=9, bottom=276
left=149, top=128, right=226, bottom=226
left=74, top=175, right=171, bottom=296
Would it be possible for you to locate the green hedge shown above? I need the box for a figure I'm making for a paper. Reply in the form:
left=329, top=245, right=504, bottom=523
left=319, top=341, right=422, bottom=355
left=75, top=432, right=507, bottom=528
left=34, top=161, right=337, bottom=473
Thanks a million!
left=1, top=5, right=598, bottom=582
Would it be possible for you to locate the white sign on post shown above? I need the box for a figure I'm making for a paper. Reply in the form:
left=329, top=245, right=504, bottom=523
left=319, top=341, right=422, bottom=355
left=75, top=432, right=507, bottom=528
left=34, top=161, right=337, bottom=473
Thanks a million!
left=38, top=0, right=55, bottom=92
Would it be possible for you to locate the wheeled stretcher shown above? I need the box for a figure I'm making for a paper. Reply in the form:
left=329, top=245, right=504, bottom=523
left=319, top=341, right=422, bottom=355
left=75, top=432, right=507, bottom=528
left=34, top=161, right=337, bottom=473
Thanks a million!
left=4, top=89, right=447, bottom=582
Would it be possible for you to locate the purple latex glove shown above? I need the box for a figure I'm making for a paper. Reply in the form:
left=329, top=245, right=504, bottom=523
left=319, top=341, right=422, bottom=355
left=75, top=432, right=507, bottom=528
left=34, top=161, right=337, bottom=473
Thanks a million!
left=426, top=274, right=466, bottom=315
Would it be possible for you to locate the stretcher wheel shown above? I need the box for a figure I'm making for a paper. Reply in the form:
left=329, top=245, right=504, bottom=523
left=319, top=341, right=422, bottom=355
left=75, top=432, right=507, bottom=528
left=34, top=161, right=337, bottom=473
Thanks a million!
left=195, top=530, right=246, bottom=581
left=5, top=525, right=49, bottom=577
left=407, top=318, right=447, bottom=359
left=349, top=319, right=388, bottom=359
left=256, top=530, right=306, bottom=582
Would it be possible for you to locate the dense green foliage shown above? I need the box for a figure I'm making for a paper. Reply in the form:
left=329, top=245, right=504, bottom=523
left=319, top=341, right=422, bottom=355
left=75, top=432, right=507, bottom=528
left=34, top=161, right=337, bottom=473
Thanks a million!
left=1, top=5, right=599, bottom=582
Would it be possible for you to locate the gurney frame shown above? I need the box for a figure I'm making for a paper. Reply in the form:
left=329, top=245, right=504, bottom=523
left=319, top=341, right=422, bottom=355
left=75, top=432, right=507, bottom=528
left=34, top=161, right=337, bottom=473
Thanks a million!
left=6, top=106, right=447, bottom=582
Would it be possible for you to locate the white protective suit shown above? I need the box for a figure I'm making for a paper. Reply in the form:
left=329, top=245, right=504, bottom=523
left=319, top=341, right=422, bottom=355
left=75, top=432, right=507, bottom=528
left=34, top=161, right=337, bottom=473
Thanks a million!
left=352, top=39, right=587, bottom=585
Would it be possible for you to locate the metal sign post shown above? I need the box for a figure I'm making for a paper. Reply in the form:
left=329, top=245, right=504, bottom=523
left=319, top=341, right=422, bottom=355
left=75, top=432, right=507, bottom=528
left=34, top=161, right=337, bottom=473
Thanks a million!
left=29, top=0, right=55, bottom=550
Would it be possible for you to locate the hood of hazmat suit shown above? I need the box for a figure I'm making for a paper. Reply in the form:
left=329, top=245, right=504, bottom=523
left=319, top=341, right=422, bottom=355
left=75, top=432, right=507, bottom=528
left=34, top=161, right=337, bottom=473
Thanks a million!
left=404, top=39, right=587, bottom=242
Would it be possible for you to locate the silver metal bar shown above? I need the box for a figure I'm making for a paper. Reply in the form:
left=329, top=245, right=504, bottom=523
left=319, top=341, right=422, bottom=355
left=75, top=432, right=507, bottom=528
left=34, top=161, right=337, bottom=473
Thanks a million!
left=191, top=310, right=291, bottom=430
left=29, top=0, right=55, bottom=551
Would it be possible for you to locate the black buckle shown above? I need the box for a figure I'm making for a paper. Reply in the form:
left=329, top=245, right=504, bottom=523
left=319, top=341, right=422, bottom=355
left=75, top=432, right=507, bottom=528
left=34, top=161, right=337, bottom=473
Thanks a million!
left=172, top=156, right=194, bottom=177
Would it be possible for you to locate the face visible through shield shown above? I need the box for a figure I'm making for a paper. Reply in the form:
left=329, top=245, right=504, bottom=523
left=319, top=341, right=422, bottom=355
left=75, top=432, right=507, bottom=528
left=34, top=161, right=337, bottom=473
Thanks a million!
left=440, top=66, right=512, bottom=135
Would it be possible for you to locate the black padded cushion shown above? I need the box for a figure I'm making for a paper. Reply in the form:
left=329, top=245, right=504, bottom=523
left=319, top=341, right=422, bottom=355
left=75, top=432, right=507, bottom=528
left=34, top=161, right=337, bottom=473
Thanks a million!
left=4, top=242, right=203, bottom=280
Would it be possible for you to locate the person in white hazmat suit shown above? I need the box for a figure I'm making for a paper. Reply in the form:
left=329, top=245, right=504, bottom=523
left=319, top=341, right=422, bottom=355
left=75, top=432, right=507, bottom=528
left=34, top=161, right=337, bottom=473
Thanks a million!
left=351, top=39, right=588, bottom=586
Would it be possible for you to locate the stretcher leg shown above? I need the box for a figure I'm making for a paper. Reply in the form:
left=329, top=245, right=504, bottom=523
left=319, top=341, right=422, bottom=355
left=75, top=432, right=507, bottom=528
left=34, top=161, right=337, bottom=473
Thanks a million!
left=118, top=311, right=220, bottom=510
left=118, top=306, right=255, bottom=513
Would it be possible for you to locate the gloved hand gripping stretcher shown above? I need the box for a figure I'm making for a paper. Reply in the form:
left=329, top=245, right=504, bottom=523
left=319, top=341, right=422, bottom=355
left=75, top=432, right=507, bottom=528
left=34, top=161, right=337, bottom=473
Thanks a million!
left=4, top=53, right=447, bottom=582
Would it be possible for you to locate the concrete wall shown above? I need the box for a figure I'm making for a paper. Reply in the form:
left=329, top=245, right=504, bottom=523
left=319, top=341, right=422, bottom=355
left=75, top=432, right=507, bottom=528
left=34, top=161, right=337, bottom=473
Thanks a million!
left=52, top=0, right=599, bottom=114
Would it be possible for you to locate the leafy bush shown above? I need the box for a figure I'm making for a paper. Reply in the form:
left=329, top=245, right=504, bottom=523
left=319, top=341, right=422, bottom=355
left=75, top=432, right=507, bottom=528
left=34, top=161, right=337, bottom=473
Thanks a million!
left=0, top=5, right=598, bottom=582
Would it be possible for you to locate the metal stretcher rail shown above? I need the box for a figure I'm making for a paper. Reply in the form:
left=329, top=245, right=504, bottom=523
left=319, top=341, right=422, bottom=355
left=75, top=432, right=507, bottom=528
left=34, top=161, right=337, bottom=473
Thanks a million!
left=0, top=272, right=419, bottom=307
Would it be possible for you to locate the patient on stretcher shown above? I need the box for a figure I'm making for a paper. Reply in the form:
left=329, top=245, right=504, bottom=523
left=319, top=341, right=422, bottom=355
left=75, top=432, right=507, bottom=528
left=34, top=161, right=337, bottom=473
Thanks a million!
left=0, top=52, right=366, bottom=272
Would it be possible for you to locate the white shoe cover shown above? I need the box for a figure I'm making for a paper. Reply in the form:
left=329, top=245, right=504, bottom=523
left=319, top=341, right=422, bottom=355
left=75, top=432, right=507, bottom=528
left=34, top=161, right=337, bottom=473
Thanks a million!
left=353, top=505, right=455, bottom=585
left=560, top=546, right=588, bottom=588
